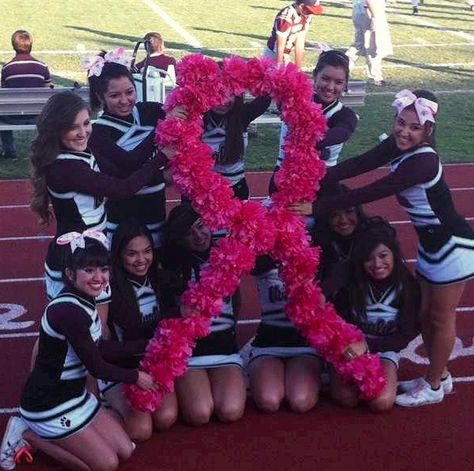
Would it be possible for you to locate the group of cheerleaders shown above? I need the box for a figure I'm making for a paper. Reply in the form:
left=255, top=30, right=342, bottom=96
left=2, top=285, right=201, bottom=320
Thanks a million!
left=1, top=48, right=473, bottom=471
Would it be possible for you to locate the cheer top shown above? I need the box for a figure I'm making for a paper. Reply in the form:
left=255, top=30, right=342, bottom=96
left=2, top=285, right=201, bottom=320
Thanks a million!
left=20, top=288, right=138, bottom=413
left=105, top=276, right=178, bottom=369
left=43, top=150, right=164, bottom=282
left=266, top=3, right=313, bottom=55
left=277, top=98, right=358, bottom=169
left=90, top=102, right=167, bottom=242
left=202, top=96, right=271, bottom=187
left=252, top=262, right=309, bottom=348
left=335, top=277, right=420, bottom=353
left=318, top=138, right=474, bottom=252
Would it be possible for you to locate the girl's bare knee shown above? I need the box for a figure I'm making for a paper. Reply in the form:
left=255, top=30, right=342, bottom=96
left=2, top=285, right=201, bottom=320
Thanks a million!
left=369, top=395, right=395, bottom=413
left=90, top=453, right=120, bottom=471
left=153, top=409, right=178, bottom=431
left=215, top=401, right=245, bottom=423
left=183, top=401, right=213, bottom=426
left=126, top=419, right=153, bottom=443
left=254, top=391, right=284, bottom=413
left=288, top=391, right=318, bottom=413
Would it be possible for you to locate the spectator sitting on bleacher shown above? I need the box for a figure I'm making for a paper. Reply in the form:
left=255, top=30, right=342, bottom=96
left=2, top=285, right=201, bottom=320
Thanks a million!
left=135, top=32, right=177, bottom=78
left=0, top=30, right=52, bottom=160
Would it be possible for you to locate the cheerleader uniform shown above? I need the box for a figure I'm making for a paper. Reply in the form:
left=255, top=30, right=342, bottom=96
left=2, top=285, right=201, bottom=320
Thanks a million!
left=89, top=102, right=167, bottom=246
left=44, top=150, right=164, bottom=300
left=172, top=252, right=243, bottom=369
left=317, top=137, right=474, bottom=285
left=19, top=289, right=138, bottom=440
left=202, top=96, right=271, bottom=201
left=98, top=275, right=177, bottom=395
left=249, top=258, right=318, bottom=362
left=269, top=96, right=357, bottom=195
left=334, top=277, right=420, bottom=366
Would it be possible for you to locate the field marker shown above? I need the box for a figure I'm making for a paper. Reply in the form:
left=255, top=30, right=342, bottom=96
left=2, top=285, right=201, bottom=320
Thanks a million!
left=141, top=0, right=203, bottom=48
left=1, top=43, right=474, bottom=56
left=405, top=14, right=474, bottom=44
left=1, top=306, right=472, bottom=337
left=0, top=277, right=44, bottom=284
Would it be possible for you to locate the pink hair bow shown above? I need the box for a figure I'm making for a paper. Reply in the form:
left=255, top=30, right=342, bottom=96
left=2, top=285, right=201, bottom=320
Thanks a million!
left=83, top=47, right=132, bottom=78
left=56, top=230, right=109, bottom=253
left=392, top=89, right=438, bottom=125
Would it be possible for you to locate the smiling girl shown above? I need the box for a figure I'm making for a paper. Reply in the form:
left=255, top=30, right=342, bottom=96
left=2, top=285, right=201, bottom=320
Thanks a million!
left=159, top=204, right=246, bottom=426
left=312, top=90, right=474, bottom=406
left=0, top=232, right=157, bottom=471
left=270, top=50, right=358, bottom=194
left=30, top=91, right=171, bottom=302
left=332, top=221, right=420, bottom=411
left=88, top=50, right=181, bottom=246
left=98, top=220, right=179, bottom=441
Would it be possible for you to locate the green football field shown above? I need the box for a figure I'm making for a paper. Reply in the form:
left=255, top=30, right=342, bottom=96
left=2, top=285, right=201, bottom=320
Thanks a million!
left=1, top=0, right=473, bottom=177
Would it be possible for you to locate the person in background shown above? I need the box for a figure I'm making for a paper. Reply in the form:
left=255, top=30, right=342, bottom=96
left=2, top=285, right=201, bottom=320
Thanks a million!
left=345, top=0, right=393, bottom=86
left=264, top=0, right=323, bottom=67
left=0, top=30, right=51, bottom=160
left=135, top=32, right=177, bottom=78
left=332, top=220, right=420, bottom=411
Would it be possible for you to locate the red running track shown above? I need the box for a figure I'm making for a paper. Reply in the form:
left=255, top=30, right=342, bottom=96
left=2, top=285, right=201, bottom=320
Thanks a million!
left=0, top=166, right=473, bottom=471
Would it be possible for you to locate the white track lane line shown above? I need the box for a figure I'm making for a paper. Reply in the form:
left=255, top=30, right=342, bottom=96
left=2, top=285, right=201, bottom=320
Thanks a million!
left=141, top=0, right=203, bottom=48
left=1, top=306, right=473, bottom=338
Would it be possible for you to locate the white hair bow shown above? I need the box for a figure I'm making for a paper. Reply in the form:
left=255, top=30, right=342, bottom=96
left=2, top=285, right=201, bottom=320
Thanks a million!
left=392, top=89, right=438, bottom=125
left=56, top=230, right=109, bottom=253
left=82, top=47, right=132, bottom=78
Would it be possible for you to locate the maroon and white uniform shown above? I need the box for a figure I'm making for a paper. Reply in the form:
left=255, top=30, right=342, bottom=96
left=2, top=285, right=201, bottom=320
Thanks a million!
left=317, top=137, right=474, bottom=285
left=20, top=288, right=138, bottom=440
left=265, top=3, right=313, bottom=58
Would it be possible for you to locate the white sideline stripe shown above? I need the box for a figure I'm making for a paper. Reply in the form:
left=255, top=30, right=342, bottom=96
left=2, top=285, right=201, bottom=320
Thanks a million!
left=0, top=236, right=53, bottom=241
left=141, top=0, right=203, bottom=48
left=1, top=188, right=472, bottom=211
left=2, top=43, right=474, bottom=56
left=0, top=408, right=19, bottom=414
left=1, top=306, right=472, bottom=338
left=0, top=277, right=44, bottom=283
left=0, top=217, right=473, bottom=243
left=401, top=13, right=474, bottom=44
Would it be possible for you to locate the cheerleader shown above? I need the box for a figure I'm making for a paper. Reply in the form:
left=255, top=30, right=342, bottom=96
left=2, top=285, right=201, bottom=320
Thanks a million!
left=332, top=221, right=420, bottom=411
left=203, top=93, right=271, bottom=200
left=29, top=91, right=171, bottom=302
left=269, top=50, right=358, bottom=194
left=312, top=90, right=474, bottom=406
left=98, top=220, right=179, bottom=441
left=87, top=49, right=183, bottom=246
left=311, top=183, right=370, bottom=300
left=0, top=232, right=157, bottom=471
left=160, top=204, right=246, bottom=425
left=249, top=256, right=323, bottom=413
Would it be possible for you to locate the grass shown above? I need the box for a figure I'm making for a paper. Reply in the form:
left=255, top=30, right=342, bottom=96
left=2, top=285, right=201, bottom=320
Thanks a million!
left=1, top=0, right=473, bottom=178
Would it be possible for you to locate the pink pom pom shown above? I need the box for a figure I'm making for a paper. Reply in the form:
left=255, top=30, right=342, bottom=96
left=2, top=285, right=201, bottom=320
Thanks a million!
left=127, top=55, right=386, bottom=413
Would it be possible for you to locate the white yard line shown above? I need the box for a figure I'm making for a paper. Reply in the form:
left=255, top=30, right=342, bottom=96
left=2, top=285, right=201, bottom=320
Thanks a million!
left=403, top=13, right=474, bottom=44
left=141, top=0, right=203, bottom=48
left=0, top=277, right=44, bottom=284
left=2, top=43, right=474, bottom=56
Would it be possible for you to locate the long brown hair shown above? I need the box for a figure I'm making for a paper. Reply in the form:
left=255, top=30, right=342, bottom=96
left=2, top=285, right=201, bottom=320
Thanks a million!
left=30, top=92, right=90, bottom=225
